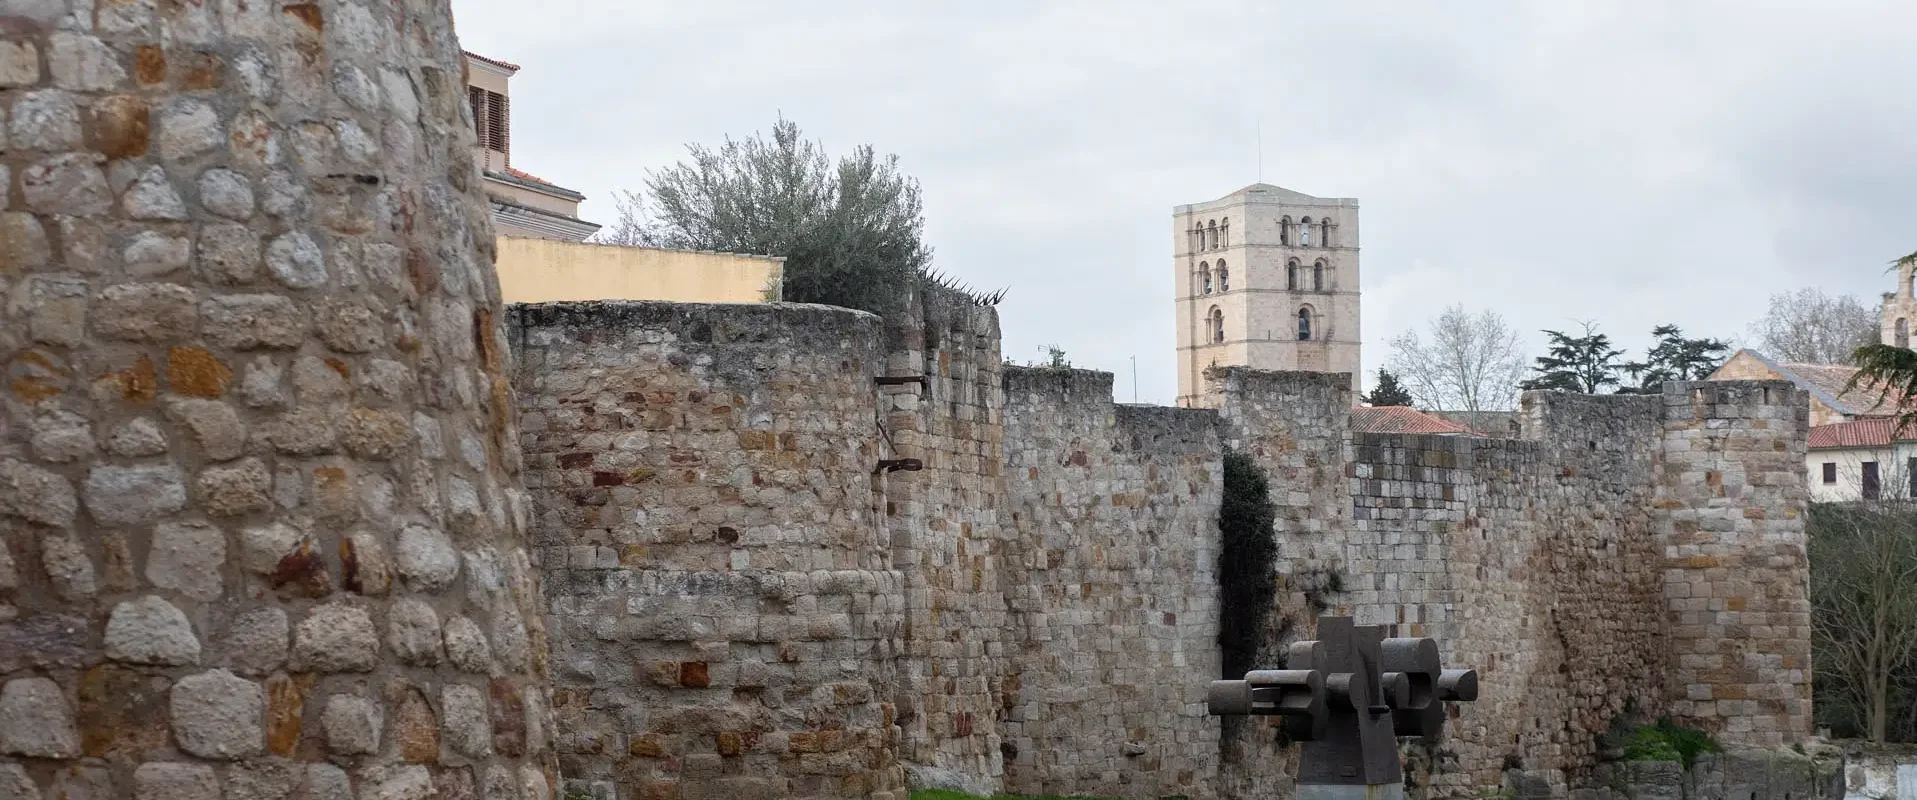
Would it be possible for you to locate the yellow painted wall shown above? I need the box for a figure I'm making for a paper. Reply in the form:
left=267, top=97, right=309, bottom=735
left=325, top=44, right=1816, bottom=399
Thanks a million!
left=495, top=237, right=784, bottom=304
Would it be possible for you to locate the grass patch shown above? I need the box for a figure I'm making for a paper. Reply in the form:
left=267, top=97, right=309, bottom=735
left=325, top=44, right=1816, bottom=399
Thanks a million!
left=1621, top=717, right=1719, bottom=770
left=908, top=791, right=1123, bottom=800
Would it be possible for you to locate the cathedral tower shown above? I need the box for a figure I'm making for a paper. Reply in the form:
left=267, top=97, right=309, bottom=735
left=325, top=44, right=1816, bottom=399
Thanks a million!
left=1175, top=184, right=1362, bottom=406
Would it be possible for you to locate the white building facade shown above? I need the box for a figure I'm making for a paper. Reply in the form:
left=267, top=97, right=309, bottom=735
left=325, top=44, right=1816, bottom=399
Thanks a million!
left=1808, top=418, right=1917, bottom=502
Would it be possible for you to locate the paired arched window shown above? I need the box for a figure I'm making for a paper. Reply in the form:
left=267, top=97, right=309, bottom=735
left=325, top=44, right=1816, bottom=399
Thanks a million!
left=1207, top=220, right=1219, bottom=250
left=1319, top=219, right=1332, bottom=248
left=1299, top=217, right=1313, bottom=246
left=1216, top=259, right=1228, bottom=291
left=1313, top=260, right=1325, bottom=291
left=1899, top=318, right=1910, bottom=348
left=1209, top=306, right=1225, bottom=344
left=1279, top=216, right=1291, bottom=246
left=1297, top=307, right=1314, bottom=341
left=1221, top=217, right=1230, bottom=248
left=1199, top=261, right=1212, bottom=294
left=1286, top=259, right=1300, bottom=290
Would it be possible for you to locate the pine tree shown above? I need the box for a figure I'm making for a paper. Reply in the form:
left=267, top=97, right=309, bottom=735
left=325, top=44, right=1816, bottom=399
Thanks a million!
left=1620, top=324, right=1730, bottom=393
left=1523, top=323, right=1625, bottom=393
left=1363, top=368, right=1415, bottom=406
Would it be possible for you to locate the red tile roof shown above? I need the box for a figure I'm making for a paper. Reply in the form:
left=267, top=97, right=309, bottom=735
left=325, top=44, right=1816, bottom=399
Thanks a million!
left=504, top=167, right=552, bottom=186
left=1350, top=406, right=1473, bottom=436
left=463, top=50, right=521, bottom=73
left=1807, top=417, right=1913, bottom=449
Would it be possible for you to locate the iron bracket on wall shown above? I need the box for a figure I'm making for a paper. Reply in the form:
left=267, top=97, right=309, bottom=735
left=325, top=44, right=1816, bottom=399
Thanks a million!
left=874, top=458, right=923, bottom=475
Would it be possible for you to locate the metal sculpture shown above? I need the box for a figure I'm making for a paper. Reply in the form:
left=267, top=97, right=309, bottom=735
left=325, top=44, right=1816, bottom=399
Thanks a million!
left=1208, top=616, right=1479, bottom=800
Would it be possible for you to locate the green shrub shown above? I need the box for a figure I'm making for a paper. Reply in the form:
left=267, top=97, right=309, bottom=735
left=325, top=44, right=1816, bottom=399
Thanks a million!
left=1218, top=450, right=1279, bottom=679
left=1621, top=717, right=1718, bottom=770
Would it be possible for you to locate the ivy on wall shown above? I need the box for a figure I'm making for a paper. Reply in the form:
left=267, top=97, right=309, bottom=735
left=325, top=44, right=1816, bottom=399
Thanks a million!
left=1218, top=450, right=1279, bottom=680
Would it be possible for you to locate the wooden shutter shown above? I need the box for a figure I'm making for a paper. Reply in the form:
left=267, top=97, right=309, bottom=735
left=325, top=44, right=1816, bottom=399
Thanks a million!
left=487, top=91, right=509, bottom=164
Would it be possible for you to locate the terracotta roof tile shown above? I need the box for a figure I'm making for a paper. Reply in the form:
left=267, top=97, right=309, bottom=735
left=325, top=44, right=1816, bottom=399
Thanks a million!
left=504, top=167, right=552, bottom=186
left=463, top=50, right=521, bottom=73
left=1809, top=417, right=1901, bottom=449
left=1350, top=406, right=1472, bottom=436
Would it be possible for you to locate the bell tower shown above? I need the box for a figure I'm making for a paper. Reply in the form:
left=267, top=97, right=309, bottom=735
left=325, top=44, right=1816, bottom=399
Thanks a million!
left=1174, top=184, right=1362, bottom=407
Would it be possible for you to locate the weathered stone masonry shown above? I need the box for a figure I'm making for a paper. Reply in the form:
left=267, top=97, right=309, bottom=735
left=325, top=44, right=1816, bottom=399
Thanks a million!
left=0, top=3, right=1812, bottom=799
left=1, top=2, right=550, bottom=799
left=514, top=302, right=907, bottom=799
left=509, top=298, right=1812, bottom=800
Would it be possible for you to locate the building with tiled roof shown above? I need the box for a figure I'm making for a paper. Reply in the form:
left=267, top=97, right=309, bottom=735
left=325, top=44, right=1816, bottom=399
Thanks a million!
left=1706, top=348, right=1904, bottom=427
left=1348, top=405, right=1473, bottom=436
left=1806, top=417, right=1916, bottom=502
left=462, top=51, right=601, bottom=241
left=1708, top=348, right=1917, bottom=501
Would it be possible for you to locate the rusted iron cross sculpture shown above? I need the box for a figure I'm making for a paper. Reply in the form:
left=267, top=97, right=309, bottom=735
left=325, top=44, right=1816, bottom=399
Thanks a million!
left=1208, top=616, right=1479, bottom=800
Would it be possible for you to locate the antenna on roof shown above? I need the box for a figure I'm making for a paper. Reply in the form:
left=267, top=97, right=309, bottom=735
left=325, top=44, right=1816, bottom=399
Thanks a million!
left=1257, top=119, right=1263, bottom=182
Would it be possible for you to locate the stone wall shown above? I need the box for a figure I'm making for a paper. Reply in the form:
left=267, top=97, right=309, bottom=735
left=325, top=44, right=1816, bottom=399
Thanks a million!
left=877, top=287, right=1010, bottom=787
left=1201, top=369, right=1808, bottom=797
left=0, top=2, right=551, bottom=799
left=511, top=301, right=906, bottom=799
left=999, top=367, right=1223, bottom=798
left=1654, top=381, right=1813, bottom=748
left=509, top=301, right=1812, bottom=800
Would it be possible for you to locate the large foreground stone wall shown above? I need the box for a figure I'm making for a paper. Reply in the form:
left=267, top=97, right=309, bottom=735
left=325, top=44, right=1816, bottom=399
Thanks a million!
left=512, top=302, right=906, bottom=799
left=508, top=299, right=1811, bottom=800
left=0, top=2, right=550, bottom=799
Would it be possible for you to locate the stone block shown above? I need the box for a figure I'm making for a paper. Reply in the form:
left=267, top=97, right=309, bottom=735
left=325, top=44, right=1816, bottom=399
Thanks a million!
left=0, top=676, right=80, bottom=758
left=133, top=762, right=221, bottom=800
left=169, top=669, right=264, bottom=759
left=105, top=595, right=201, bottom=665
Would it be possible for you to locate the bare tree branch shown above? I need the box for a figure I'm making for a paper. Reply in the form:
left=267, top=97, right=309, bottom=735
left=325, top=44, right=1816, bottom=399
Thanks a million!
left=1748, top=287, right=1879, bottom=365
left=1810, top=498, right=1917, bottom=742
left=1387, top=304, right=1528, bottom=413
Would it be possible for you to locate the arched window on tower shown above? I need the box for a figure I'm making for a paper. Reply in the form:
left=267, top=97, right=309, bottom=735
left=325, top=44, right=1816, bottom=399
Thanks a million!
left=1190, top=226, right=1202, bottom=254
left=1900, top=318, right=1910, bottom=348
left=1199, top=261, right=1212, bottom=294
left=1221, top=218, right=1230, bottom=248
left=1287, top=259, right=1300, bottom=290
left=1320, top=218, right=1332, bottom=248
left=1217, top=259, right=1229, bottom=291
left=1297, top=307, right=1314, bottom=341
left=1207, top=220, right=1218, bottom=250
left=1279, top=216, right=1292, bottom=246
left=1300, top=217, right=1313, bottom=246
left=1210, top=306, right=1225, bottom=344
left=1313, top=260, right=1325, bottom=291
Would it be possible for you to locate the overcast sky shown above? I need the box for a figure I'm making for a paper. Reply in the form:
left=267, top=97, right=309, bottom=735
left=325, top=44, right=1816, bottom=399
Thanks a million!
left=453, top=0, right=1917, bottom=406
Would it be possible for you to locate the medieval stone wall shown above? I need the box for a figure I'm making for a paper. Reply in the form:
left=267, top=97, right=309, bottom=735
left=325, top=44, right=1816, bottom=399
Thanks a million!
left=510, top=301, right=907, bottom=799
left=1202, top=374, right=1810, bottom=798
left=1653, top=381, right=1813, bottom=748
left=508, top=300, right=1811, bottom=800
left=0, top=2, right=551, bottom=799
left=998, top=367, right=1223, bottom=798
left=877, top=288, right=1010, bottom=787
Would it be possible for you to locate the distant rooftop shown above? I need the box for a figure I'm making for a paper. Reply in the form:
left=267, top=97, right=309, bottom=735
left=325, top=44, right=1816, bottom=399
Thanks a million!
left=1809, top=417, right=1909, bottom=450
left=464, top=50, right=521, bottom=73
left=1350, top=405, right=1472, bottom=436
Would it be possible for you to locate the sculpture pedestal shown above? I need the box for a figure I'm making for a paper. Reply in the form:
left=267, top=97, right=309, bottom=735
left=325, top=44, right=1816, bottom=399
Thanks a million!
left=1297, top=783, right=1406, bottom=800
